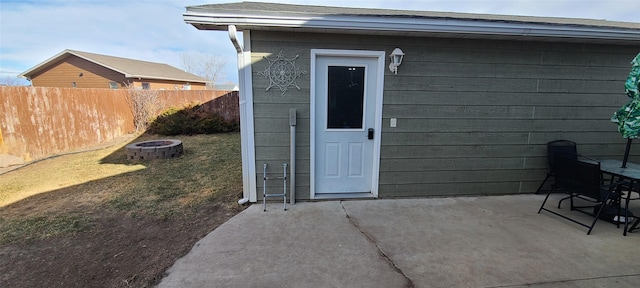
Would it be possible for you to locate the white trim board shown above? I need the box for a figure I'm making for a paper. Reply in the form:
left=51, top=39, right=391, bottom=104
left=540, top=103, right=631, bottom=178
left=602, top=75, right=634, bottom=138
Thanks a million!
left=237, top=30, right=258, bottom=203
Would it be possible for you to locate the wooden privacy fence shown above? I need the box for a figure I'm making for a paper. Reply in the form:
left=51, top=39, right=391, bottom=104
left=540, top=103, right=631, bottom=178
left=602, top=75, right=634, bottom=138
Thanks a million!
left=0, top=87, right=239, bottom=162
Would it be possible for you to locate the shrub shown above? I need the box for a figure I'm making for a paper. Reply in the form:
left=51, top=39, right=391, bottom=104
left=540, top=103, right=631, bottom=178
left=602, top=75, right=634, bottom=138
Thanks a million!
left=125, top=84, right=163, bottom=132
left=147, top=104, right=239, bottom=135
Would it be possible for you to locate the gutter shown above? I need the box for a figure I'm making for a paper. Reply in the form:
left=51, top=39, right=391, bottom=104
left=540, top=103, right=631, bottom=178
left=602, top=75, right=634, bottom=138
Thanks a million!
left=228, top=25, right=243, bottom=54
left=184, top=12, right=640, bottom=43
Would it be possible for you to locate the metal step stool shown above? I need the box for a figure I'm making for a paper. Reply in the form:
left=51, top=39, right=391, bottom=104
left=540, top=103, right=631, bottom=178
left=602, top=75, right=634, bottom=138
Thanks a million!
left=263, top=163, right=287, bottom=211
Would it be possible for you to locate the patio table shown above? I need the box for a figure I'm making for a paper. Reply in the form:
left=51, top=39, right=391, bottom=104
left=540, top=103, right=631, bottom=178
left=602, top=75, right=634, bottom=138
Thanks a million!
left=599, top=159, right=640, bottom=235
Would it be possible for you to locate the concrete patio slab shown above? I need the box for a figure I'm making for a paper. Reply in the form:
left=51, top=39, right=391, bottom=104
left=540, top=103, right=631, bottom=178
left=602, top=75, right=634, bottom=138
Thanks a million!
left=157, top=194, right=640, bottom=288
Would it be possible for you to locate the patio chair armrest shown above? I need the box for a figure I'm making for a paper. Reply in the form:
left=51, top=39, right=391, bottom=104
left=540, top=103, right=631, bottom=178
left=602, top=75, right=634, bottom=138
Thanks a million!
left=577, top=154, right=600, bottom=163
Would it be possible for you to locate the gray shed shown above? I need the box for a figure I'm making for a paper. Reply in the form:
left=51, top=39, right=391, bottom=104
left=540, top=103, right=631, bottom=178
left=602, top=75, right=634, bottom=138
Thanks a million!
left=183, top=2, right=640, bottom=203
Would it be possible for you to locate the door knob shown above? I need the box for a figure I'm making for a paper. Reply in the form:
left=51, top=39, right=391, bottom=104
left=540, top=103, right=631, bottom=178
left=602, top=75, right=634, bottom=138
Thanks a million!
left=368, top=128, right=374, bottom=140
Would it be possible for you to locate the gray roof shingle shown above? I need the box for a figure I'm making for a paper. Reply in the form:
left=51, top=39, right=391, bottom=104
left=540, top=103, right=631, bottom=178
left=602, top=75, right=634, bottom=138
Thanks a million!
left=184, top=2, right=640, bottom=44
left=188, top=1, right=639, bottom=29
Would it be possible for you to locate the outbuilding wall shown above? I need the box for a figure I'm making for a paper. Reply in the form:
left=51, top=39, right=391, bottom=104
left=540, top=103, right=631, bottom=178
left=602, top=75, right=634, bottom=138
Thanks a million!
left=250, top=30, right=639, bottom=199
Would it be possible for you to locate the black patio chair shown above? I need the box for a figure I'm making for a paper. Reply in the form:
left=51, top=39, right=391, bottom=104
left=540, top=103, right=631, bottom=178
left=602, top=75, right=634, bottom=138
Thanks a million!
left=535, top=140, right=578, bottom=194
left=537, top=154, right=628, bottom=235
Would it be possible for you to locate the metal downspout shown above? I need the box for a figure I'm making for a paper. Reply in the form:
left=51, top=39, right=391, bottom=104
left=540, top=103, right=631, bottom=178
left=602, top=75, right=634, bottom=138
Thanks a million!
left=228, top=25, right=250, bottom=205
left=289, top=108, right=296, bottom=205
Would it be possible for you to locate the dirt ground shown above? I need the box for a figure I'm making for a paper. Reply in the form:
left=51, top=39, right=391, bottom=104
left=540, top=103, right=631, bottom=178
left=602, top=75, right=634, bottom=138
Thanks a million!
left=0, top=133, right=247, bottom=287
left=0, top=204, right=243, bottom=287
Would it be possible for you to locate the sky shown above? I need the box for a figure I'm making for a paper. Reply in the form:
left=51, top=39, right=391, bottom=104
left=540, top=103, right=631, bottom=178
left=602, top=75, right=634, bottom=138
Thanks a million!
left=1, top=0, right=639, bottom=86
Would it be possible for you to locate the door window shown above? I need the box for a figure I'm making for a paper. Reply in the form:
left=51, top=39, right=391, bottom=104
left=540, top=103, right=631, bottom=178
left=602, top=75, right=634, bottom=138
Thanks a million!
left=327, top=66, right=365, bottom=129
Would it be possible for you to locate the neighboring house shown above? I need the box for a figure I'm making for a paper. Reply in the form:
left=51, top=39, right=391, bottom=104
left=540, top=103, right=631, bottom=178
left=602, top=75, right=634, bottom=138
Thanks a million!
left=183, top=2, right=640, bottom=203
left=18, top=49, right=209, bottom=90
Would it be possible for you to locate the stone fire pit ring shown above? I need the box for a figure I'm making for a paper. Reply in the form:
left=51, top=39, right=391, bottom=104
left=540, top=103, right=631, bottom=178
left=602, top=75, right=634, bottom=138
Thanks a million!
left=126, top=139, right=183, bottom=161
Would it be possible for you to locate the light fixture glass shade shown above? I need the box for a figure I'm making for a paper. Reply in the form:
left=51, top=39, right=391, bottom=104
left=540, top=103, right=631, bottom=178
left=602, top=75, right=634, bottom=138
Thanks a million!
left=389, top=48, right=404, bottom=74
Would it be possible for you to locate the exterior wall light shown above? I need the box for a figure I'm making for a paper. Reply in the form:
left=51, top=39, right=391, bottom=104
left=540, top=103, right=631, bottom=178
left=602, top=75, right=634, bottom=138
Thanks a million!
left=388, top=48, right=404, bottom=74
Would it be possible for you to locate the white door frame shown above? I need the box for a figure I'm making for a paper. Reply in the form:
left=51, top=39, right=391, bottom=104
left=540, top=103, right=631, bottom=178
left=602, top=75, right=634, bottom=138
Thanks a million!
left=310, top=49, right=385, bottom=199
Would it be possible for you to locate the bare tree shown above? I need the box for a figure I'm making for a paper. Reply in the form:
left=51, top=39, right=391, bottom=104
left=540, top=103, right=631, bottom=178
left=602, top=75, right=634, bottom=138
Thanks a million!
left=180, top=52, right=227, bottom=89
left=124, top=83, right=164, bottom=132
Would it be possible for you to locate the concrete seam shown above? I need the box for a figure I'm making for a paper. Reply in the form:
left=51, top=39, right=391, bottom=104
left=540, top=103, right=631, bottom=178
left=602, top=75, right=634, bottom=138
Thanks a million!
left=483, top=273, right=640, bottom=288
left=339, top=201, right=415, bottom=288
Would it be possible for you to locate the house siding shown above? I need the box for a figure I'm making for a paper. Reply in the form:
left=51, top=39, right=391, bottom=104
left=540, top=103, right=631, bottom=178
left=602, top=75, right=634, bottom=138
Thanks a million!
left=127, top=79, right=207, bottom=90
left=250, top=30, right=639, bottom=199
left=29, top=55, right=207, bottom=90
left=30, top=55, right=128, bottom=88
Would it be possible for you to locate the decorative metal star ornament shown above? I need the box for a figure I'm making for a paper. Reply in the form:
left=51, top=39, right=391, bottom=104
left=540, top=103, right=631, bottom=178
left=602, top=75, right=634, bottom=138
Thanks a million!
left=258, top=50, right=307, bottom=96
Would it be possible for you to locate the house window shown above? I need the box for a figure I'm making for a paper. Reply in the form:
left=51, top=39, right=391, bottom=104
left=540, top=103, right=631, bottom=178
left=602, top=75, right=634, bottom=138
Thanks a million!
left=142, top=82, right=150, bottom=90
left=109, top=82, right=118, bottom=89
left=72, top=82, right=77, bottom=88
left=183, top=83, right=191, bottom=90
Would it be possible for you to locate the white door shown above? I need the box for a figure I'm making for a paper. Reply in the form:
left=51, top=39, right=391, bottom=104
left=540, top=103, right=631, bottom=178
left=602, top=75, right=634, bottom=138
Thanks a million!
left=312, top=51, right=383, bottom=197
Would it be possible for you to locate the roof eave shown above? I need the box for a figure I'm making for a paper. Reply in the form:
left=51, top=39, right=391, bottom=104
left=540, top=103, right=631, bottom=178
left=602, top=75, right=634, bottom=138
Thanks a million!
left=183, top=12, right=640, bottom=43
left=18, top=49, right=72, bottom=79
left=18, top=49, right=132, bottom=79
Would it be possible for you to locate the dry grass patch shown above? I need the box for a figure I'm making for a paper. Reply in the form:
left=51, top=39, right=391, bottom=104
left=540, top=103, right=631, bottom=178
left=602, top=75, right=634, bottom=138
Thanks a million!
left=0, top=136, right=146, bottom=207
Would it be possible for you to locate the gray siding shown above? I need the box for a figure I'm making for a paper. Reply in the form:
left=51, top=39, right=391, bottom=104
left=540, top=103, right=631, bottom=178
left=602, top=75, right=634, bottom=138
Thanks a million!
left=250, top=30, right=640, bottom=199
